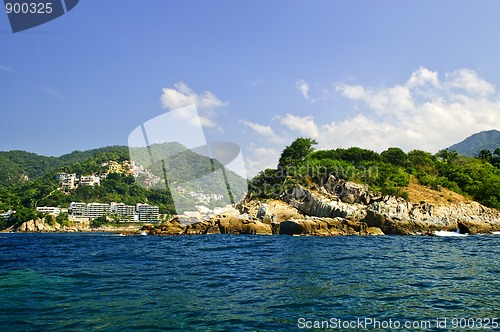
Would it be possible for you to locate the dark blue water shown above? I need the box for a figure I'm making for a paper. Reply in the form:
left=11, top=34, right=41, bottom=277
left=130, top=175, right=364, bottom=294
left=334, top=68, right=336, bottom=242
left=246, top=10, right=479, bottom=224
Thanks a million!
left=1, top=233, right=499, bottom=331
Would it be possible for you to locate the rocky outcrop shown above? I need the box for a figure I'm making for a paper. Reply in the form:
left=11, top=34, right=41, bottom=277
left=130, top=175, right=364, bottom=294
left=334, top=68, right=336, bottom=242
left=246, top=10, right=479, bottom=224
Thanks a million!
left=365, top=196, right=500, bottom=235
left=17, top=219, right=54, bottom=232
left=16, top=219, right=91, bottom=233
left=14, top=219, right=142, bottom=233
left=282, top=186, right=367, bottom=220
left=139, top=208, right=273, bottom=236
left=277, top=217, right=384, bottom=236
left=324, top=175, right=372, bottom=204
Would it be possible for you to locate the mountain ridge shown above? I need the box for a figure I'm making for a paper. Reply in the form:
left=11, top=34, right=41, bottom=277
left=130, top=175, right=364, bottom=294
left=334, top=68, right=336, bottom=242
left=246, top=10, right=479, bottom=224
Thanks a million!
left=446, top=129, right=500, bottom=157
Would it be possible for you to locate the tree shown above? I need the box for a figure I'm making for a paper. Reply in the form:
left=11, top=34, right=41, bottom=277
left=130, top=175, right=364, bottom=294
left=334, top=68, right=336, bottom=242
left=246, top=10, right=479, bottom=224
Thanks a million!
left=407, top=150, right=438, bottom=176
left=381, top=147, right=407, bottom=166
left=478, top=149, right=493, bottom=161
left=9, top=207, right=37, bottom=226
left=494, top=148, right=500, bottom=157
left=277, top=138, right=318, bottom=171
left=436, top=149, right=458, bottom=163
left=91, top=216, right=107, bottom=228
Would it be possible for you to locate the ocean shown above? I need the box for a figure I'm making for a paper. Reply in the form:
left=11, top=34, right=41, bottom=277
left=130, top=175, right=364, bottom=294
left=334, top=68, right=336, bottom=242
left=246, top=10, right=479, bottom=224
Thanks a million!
left=0, top=233, right=499, bottom=331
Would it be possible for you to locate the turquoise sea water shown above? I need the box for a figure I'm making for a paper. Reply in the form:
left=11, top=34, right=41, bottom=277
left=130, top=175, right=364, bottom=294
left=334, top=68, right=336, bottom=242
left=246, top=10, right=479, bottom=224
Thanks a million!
left=0, top=233, right=499, bottom=331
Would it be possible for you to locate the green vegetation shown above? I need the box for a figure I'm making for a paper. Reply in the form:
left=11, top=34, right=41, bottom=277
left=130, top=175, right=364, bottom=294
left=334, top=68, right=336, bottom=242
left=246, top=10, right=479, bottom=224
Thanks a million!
left=0, top=143, right=248, bottom=229
left=0, top=146, right=174, bottom=227
left=91, top=216, right=108, bottom=228
left=250, top=137, right=500, bottom=210
left=2, top=138, right=500, bottom=230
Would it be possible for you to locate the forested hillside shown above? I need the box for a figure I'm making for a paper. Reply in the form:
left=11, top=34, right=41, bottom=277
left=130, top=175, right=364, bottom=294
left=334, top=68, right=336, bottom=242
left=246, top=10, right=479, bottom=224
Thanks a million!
left=2, top=136, right=500, bottom=230
left=447, top=129, right=500, bottom=157
left=0, top=143, right=246, bottom=228
left=250, top=138, right=500, bottom=210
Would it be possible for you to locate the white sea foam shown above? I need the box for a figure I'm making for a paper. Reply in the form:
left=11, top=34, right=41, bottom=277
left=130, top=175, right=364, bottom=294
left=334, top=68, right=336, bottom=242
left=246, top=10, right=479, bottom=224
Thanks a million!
left=434, top=230, right=468, bottom=237
left=492, top=231, right=500, bottom=235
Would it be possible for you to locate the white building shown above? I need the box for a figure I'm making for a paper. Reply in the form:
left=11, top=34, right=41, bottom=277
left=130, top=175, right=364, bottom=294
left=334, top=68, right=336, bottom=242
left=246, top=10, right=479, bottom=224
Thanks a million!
left=0, top=210, right=15, bottom=220
left=80, top=175, right=101, bottom=186
left=55, top=173, right=76, bottom=182
left=69, top=202, right=111, bottom=219
left=68, top=201, right=159, bottom=221
left=84, top=203, right=111, bottom=219
left=55, top=173, right=77, bottom=190
left=36, top=206, right=61, bottom=216
left=136, top=203, right=159, bottom=222
left=69, top=202, right=86, bottom=216
left=111, top=202, right=136, bottom=220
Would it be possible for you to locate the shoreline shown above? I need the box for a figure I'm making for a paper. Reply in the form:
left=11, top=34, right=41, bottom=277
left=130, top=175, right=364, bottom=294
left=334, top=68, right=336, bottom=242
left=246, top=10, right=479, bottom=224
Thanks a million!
left=4, top=185, right=500, bottom=237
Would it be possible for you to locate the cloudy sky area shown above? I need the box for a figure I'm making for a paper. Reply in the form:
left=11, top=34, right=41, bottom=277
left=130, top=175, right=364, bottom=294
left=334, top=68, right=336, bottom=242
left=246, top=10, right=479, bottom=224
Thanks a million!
left=1, top=1, right=500, bottom=177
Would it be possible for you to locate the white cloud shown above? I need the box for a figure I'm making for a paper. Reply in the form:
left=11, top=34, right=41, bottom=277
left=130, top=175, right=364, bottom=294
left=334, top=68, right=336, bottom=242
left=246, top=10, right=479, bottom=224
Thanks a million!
left=296, top=79, right=311, bottom=100
left=160, top=82, right=228, bottom=111
left=324, top=67, right=500, bottom=152
left=41, top=87, right=64, bottom=100
left=239, top=120, right=285, bottom=143
left=336, top=83, right=414, bottom=115
left=407, top=66, right=440, bottom=88
left=250, top=79, right=263, bottom=87
left=445, top=68, right=495, bottom=97
left=241, top=67, right=500, bottom=176
left=160, top=82, right=228, bottom=128
left=244, top=145, right=281, bottom=177
left=276, top=113, right=319, bottom=138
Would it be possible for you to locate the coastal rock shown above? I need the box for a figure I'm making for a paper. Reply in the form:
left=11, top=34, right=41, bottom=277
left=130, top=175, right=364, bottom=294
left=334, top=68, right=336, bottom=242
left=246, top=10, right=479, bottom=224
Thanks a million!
left=324, top=175, right=371, bottom=204
left=282, top=186, right=367, bottom=220
left=17, top=219, right=52, bottom=232
left=366, top=196, right=500, bottom=234
left=217, top=215, right=272, bottom=235
left=277, top=217, right=380, bottom=236
left=256, top=204, right=268, bottom=219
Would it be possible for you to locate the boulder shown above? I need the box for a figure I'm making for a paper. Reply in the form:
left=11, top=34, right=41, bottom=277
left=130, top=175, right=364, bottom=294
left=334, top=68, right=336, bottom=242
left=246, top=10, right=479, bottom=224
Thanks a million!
left=256, top=204, right=268, bottom=219
left=217, top=215, right=272, bottom=235
left=324, top=175, right=370, bottom=204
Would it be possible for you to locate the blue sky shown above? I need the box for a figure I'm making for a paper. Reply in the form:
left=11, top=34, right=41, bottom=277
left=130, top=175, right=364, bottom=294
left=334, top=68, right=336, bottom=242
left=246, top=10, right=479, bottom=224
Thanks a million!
left=1, top=1, right=500, bottom=176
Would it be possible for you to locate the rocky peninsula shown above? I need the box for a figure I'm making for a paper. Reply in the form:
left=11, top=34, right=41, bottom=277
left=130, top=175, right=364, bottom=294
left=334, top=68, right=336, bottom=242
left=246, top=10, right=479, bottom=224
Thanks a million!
left=128, top=175, right=500, bottom=236
left=8, top=175, right=500, bottom=236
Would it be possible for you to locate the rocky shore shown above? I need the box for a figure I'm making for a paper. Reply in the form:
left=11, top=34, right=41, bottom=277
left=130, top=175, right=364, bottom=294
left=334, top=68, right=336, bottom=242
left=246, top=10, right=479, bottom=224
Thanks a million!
left=125, top=177, right=500, bottom=237
left=6, top=219, right=143, bottom=234
left=7, top=176, right=500, bottom=236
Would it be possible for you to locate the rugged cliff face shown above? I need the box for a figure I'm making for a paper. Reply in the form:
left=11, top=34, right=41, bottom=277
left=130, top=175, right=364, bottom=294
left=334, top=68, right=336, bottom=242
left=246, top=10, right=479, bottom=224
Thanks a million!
left=277, top=179, right=500, bottom=235
left=365, top=196, right=500, bottom=235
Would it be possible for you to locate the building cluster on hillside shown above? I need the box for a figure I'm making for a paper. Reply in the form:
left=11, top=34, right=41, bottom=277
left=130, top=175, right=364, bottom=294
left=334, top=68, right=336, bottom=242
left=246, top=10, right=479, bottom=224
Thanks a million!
left=55, top=160, right=162, bottom=191
left=35, top=202, right=159, bottom=222
left=175, top=186, right=224, bottom=204
left=125, top=161, right=162, bottom=188
left=54, top=173, right=100, bottom=191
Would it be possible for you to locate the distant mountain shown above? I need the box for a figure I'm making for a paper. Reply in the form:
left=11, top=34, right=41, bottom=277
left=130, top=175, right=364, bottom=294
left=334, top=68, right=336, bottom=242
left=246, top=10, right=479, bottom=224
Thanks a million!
left=447, top=130, right=500, bottom=157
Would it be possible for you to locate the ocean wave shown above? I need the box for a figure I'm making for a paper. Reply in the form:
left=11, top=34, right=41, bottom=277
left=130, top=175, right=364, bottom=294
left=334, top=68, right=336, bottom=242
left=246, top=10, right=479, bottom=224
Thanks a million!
left=434, top=230, right=468, bottom=237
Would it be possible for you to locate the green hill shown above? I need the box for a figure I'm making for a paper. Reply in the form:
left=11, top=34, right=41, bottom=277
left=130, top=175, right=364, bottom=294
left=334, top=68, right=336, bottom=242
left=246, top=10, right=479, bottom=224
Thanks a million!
left=447, top=129, right=500, bottom=157
left=0, top=146, right=130, bottom=187
left=0, top=143, right=247, bottom=225
left=250, top=138, right=500, bottom=211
